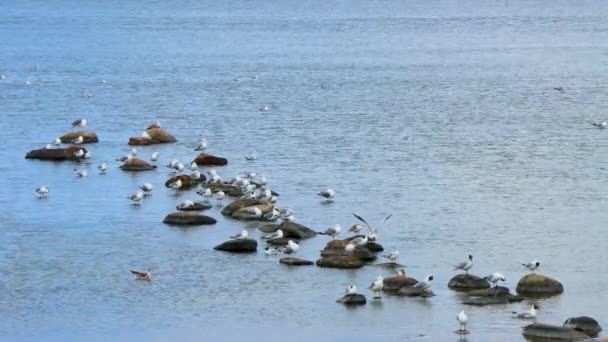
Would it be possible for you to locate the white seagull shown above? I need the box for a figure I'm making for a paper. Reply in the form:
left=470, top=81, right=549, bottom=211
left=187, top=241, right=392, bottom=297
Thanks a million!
left=259, top=175, right=267, bottom=185
left=139, top=183, right=154, bottom=195
left=283, top=240, right=299, bottom=255
left=128, top=191, right=144, bottom=204
left=168, top=179, right=182, bottom=190
left=35, top=186, right=49, bottom=198
left=142, top=131, right=151, bottom=139
left=191, top=170, right=202, bottom=180
left=230, top=230, right=249, bottom=240
left=352, top=213, right=392, bottom=240
left=83, top=151, right=91, bottom=159
left=383, top=249, right=400, bottom=262
left=593, top=121, right=607, bottom=129
left=453, top=255, right=474, bottom=274
left=368, top=276, right=384, bottom=299
left=214, top=191, right=225, bottom=204
left=457, top=310, right=469, bottom=332
left=262, top=229, right=283, bottom=241
left=318, top=188, right=336, bottom=202
left=53, top=138, right=62, bottom=146
left=484, top=272, right=506, bottom=287
left=73, top=149, right=85, bottom=159
left=349, top=224, right=364, bottom=234
left=197, top=188, right=213, bottom=201
left=147, top=120, right=161, bottom=130
left=346, top=285, right=357, bottom=295
left=195, top=138, right=208, bottom=151
left=130, top=148, right=138, bottom=156
left=177, top=200, right=195, bottom=210
left=72, top=118, right=87, bottom=128
left=319, top=224, right=341, bottom=239
left=71, top=136, right=84, bottom=144
left=350, top=235, right=368, bottom=247
left=150, top=152, right=159, bottom=162
left=98, top=162, right=108, bottom=174
left=414, top=275, right=434, bottom=292
left=522, top=260, right=540, bottom=273
left=73, top=168, right=88, bottom=177
left=190, top=162, right=198, bottom=171
left=244, top=206, right=262, bottom=218
left=344, top=243, right=356, bottom=254
left=512, top=304, right=539, bottom=319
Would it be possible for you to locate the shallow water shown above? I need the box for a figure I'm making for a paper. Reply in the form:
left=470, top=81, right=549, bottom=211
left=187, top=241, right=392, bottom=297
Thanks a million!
left=2, top=0, right=608, bottom=341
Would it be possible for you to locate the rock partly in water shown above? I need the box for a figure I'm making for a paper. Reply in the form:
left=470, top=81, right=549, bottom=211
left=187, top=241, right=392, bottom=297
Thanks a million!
left=375, top=262, right=405, bottom=269
left=25, top=146, right=89, bottom=161
left=120, top=158, right=157, bottom=171
left=129, top=128, right=177, bottom=145
left=207, top=183, right=243, bottom=196
left=467, top=285, right=511, bottom=297
left=265, top=237, right=299, bottom=246
left=396, top=287, right=435, bottom=297
left=231, top=204, right=274, bottom=220
left=214, top=238, right=257, bottom=253
left=462, top=291, right=524, bottom=306
left=516, top=274, right=564, bottom=297
left=344, top=235, right=383, bottom=252
left=279, top=257, right=314, bottom=266
left=448, top=274, right=491, bottom=291
left=59, top=131, right=99, bottom=144
left=165, top=175, right=197, bottom=189
left=192, top=153, right=228, bottom=166
left=162, top=212, right=216, bottom=225
left=316, top=256, right=365, bottom=269
left=563, top=317, right=602, bottom=338
left=321, top=240, right=376, bottom=262
left=222, top=199, right=265, bottom=216
left=383, top=274, right=419, bottom=292
left=278, top=221, right=317, bottom=239
left=522, top=323, right=592, bottom=342
left=336, top=294, right=366, bottom=305
left=176, top=202, right=212, bottom=211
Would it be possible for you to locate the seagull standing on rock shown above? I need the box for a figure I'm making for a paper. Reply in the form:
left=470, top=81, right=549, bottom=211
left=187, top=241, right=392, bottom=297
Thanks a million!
left=453, top=255, right=474, bottom=274
left=319, top=224, right=341, bottom=239
left=142, top=131, right=152, bottom=139
left=346, top=285, right=357, bottom=295
left=368, top=276, right=384, bottom=300
left=414, top=275, right=434, bottom=292
left=318, top=188, right=336, bottom=202
left=197, top=188, right=213, bottom=201
left=168, top=179, right=182, bottom=190
left=35, top=186, right=49, bottom=198
left=147, top=120, right=160, bottom=130
left=53, top=138, right=62, bottom=146
left=191, top=170, right=202, bottom=180
left=71, top=136, right=84, bottom=144
left=522, top=260, right=540, bottom=273
left=484, top=272, right=506, bottom=287
left=190, top=162, right=198, bottom=171
left=262, top=229, right=283, bottom=241
left=230, top=230, right=249, bottom=240
left=282, top=240, right=299, bottom=255
left=177, top=200, right=195, bottom=210
left=244, top=206, right=262, bottom=218
left=73, top=149, right=84, bottom=159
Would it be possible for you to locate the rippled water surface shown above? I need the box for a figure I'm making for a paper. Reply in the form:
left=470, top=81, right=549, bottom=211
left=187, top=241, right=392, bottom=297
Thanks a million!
left=2, top=1, right=608, bottom=341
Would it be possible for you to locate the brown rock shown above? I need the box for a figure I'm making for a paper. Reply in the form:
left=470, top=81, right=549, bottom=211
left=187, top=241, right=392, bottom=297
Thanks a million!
left=231, top=204, right=274, bottom=220
left=336, top=294, right=367, bottom=305
left=59, top=131, right=99, bottom=144
left=162, top=212, right=216, bottom=225
left=563, top=316, right=602, bottom=338
left=25, top=146, right=88, bottom=161
left=128, top=128, right=177, bottom=145
left=120, top=158, right=157, bottom=171
left=278, top=221, right=317, bottom=239
left=316, top=256, right=364, bottom=269
left=164, top=175, right=196, bottom=189
left=279, top=257, right=314, bottom=266
left=192, top=153, right=228, bottom=166
left=383, top=274, right=419, bottom=292
left=221, top=199, right=265, bottom=216
left=516, top=274, right=564, bottom=297
left=214, top=238, right=257, bottom=253
left=522, top=323, right=592, bottom=342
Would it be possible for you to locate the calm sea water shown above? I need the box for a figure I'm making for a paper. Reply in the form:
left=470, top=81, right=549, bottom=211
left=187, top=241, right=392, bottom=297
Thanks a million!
left=2, top=0, right=608, bottom=341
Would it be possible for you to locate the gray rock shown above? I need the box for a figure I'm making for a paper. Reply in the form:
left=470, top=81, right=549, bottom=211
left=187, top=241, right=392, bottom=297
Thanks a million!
left=279, top=257, right=314, bottom=266
left=266, top=238, right=299, bottom=246
left=279, top=221, right=317, bottom=239
left=563, top=316, right=602, bottom=338
left=162, top=212, right=217, bottom=225
left=214, top=238, right=257, bottom=253
left=462, top=294, right=524, bottom=306
left=396, top=287, right=435, bottom=297
left=316, top=256, right=364, bottom=269
left=448, top=274, right=491, bottom=291
left=336, top=293, right=366, bottom=305
left=516, top=274, right=564, bottom=297
left=221, top=199, right=265, bottom=216
left=176, top=202, right=212, bottom=211
left=522, top=323, right=592, bottom=342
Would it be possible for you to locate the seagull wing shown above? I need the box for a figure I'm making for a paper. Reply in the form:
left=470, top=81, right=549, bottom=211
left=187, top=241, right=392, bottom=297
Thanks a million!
left=352, top=213, right=372, bottom=230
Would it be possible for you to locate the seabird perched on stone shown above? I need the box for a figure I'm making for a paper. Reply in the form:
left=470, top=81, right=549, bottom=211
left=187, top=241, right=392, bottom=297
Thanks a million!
left=72, top=118, right=87, bottom=128
left=453, top=255, right=474, bottom=274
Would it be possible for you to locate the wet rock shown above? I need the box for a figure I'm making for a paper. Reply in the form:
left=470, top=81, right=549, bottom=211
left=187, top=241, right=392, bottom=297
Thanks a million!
left=522, top=323, right=592, bottom=342
left=162, top=212, right=216, bottom=225
left=516, top=274, right=564, bottom=297
left=278, top=221, right=317, bottom=239
left=176, top=202, right=212, bottom=211
left=563, top=317, right=602, bottom=338
left=448, top=274, right=491, bottom=291
left=25, top=146, right=89, bottom=161
left=462, top=294, right=524, bottom=306
left=374, top=262, right=405, bottom=269
left=120, top=158, right=157, bottom=171
left=397, top=287, right=435, bottom=297
left=214, top=238, right=257, bottom=253
left=344, top=235, right=383, bottom=252
left=165, top=175, right=196, bottom=189
left=316, top=256, right=365, bottom=269
left=259, top=223, right=279, bottom=233
left=279, top=257, right=314, bottom=266
left=468, top=286, right=510, bottom=297
left=265, top=238, right=299, bottom=246
left=221, top=199, right=265, bottom=216
left=129, top=128, right=177, bottom=145
left=321, top=240, right=377, bottom=262
left=383, top=274, right=418, bottom=292
left=336, top=294, right=366, bottom=305
left=207, top=183, right=242, bottom=196
left=59, top=131, right=99, bottom=144
left=231, top=204, right=274, bottom=220
left=192, top=153, right=228, bottom=166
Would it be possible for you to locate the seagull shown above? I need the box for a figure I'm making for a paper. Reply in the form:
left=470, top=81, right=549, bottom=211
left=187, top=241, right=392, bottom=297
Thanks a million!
left=244, top=206, right=262, bottom=218
left=147, top=120, right=161, bottom=130
left=167, top=159, right=179, bottom=168
left=197, top=188, right=213, bottom=201
left=168, top=179, right=182, bottom=190
left=190, top=162, right=198, bottom=171
left=349, top=224, right=364, bottom=234
left=283, top=240, right=299, bottom=254
left=344, top=243, right=356, bottom=254
left=53, top=138, right=62, bottom=146
left=71, top=136, right=84, bottom=144
left=130, top=269, right=152, bottom=281
left=0, top=74, right=5, bottom=80
left=150, top=152, right=159, bottom=162
left=83, top=151, right=91, bottom=159
left=368, top=276, right=384, bottom=299
left=414, top=275, right=434, bottom=292
left=230, top=230, right=249, bottom=240
left=522, top=260, right=540, bottom=273
left=453, top=255, right=474, bottom=274
left=72, top=118, right=87, bottom=128
left=73, top=168, right=88, bottom=177
left=383, top=249, right=400, bottom=262
left=191, top=170, right=202, bottom=180
left=139, top=183, right=154, bottom=194
left=259, top=175, right=267, bottom=185
left=262, top=229, right=283, bottom=241
left=346, top=285, right=357, bottom=295
left=352, top=213, right=392, bottom=240
left=457, top=310, right=469, bottom=332
left=256, top=188, right=272, bottom=201
left=177, top=200, right=195, bottom=209
left=319, top=224, right=341, bottom=239
left=142, top=131, right=152, bottom=139
left=350, top=235, right=368, bottom=247
left=263, top=208, right=280, bottom=221
left=512, top=304, right=539, bottom=319
left=128, top=191, right=144, bottom=204
left=73, top=149, right=85, bottom=159
left=318, top=188, right=336, bottom=202
left=98, top=162, right=108, bottom=174
left=484, top=272, right=506, bottom=287
left=260, top=105, right=270, bottom=111
left=195, top=138, right=208, bottom=151
left=44, top=144, right=52, bottom=149
left=593, top=121, right=607, bottom=129
left=244, top=152, right=257, bottom=161
left=131, top=148, right=138, bottom=156
left=35, top=186, right=49, bottom=198
left=264, top=246, right=279, bottom=255
left=174, top=162, right=185, bottom=172
left=214, top=191, right=225, bottom=204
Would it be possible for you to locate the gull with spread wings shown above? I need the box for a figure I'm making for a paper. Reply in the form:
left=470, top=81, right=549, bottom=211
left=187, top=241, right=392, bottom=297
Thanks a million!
left=352, top=212, right=392, bottom=240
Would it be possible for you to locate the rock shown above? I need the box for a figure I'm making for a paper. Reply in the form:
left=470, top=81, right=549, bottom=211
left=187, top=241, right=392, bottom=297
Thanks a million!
left=265, top=238, right=299, bottom=246
left=207, top=183, right=242, bottom=196
left=522, top=323, right=592, bottom=342
left=383, top=274, right=418, bottom=292
left=279, top=257, right=314, bottom=266
left=231, top=204, right=274, bottom=220
left=162, top=212, right=216, bottom=226
left=374, top=262, right=405, bottom=269
left=468, top=286, right=510, bottom=297
left=462, top=294, right=524, bottom=306
left=192, top=153, right=228, bottom=166
left=321, top=240, right=376, bottom=262
left=344, top=235, right=383, bottom=252
left=176, top=202, right=212, bottom=211
left=448, top=274, right=491, bottom=291
left=59, top=131, right=99, bottom=144
left=128, top=128, right=177, bottom=145
left=516, top=274, right=564, bottom=297
left=128, top=137, right=157, bottom=146
left=336, top=294, right=366, bottom=305
left=120, top=158, right=157, bottom=171
left=563, top=317, right=602, bottom=338
left=25, top=146, right=88, bottom=161
left=165, top=175, right=197, bottom=189
left=221, top=199, right=265, bottom=216
left=214, top=238, right=257, bottom=253
left=316, top=256, right=364, bottom=269
left=259, top=224, right=279, bottom=233
left=278, top=221, right=317, bottom=239
left=396, top=287, right=435, bottom=297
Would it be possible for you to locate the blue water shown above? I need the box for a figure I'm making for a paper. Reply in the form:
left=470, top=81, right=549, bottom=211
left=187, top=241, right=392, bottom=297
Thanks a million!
left=2, top=1, right=608, bottom=341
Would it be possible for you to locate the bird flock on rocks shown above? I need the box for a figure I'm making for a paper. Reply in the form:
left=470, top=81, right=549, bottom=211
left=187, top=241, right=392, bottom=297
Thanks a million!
left=31, top=116, right=601, bottom=338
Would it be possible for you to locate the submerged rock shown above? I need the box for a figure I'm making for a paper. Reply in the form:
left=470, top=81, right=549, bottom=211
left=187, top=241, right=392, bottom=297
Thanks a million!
left=221, top=199, right=265, bottom=216
left=516, top=274, right=564, bottom=297
left=448, top=274, right=491, bottom=291
left=522, top=323, right=592, bottom=342
left=336, top=294, right=366, bottom=305
left=59, top=131, right=99, bottom=144
left=176, top=202, right=212, bottom=211
left=563, top=317, right=602, bottom=338
left=192, top=153, right=228, bottom=166
left=25, top=146, right=89, bottom=161
left=162, top=212, right=216, bottom=225
left=279, top=257, right=314, bottom=266
left=316, top=256, right=364, bottom=269
left=214, top=238, right=257, bottom=253
left=120, top=158, right=157, bottom=171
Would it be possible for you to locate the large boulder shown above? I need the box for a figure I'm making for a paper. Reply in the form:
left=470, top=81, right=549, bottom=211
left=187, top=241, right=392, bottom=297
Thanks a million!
left=231, top=204, right=274, bottom=220
left=129, top=128, right=177, bottom=145
left=176, top=202, right=212, bottom=211
left=316, top=256, right=364, bottom=269
left=336, top=294, right=366, bottom=305
left=383, top=274, right=418, bottom=292
left=165, top=175, right=196, bottom=189
left=25, top=146, right=88, bottom=161
left=522, top=323, right=592, bottom=342
left=278, top=221, right=317, bottom=239
left=563, top=317, right=602, bottom=338
left=516, top=274, right=564, bottom=297
left=222, top=199, right=265, bottom=216
left=448, top=274, right=491, bottom=291
left=214, top=239, right=257, bottom=253
left=265, top=237, right=299, bottom=246
left=192, top=153, right=228, bottom=166
left=59, top=131, right=99, bottom=144
left=279, top=257, right=314, bottom=266
left=162, top=212, right=216, bottom=226
left=120, top=158, right=157, bottom=171
left=321, top=240, right=376, bottom=262
left=344, top=235, right=384, bottom=252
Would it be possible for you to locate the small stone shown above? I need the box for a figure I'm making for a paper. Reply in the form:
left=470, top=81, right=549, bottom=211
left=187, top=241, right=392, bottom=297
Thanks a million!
left=279, top=257, right=314, bottom=266
left=214, top=238, right=257, bottom=253
left=563, top=316, right=602, bottom=338
left=336, top=293, right=366, bottom=305
left=162, top=212, right=216, bottom=225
